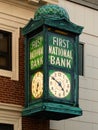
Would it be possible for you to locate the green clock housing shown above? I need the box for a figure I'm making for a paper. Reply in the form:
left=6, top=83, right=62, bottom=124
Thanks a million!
left=22, top=4, right=84, bottom=120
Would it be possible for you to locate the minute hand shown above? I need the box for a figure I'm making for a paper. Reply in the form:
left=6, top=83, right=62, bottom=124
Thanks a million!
left=51, top=76, right=64, bottom=91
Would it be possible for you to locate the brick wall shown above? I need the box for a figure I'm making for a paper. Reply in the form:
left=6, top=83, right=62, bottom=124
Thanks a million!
left=0, top=31, right=49, bottom=130
left=22, top=117, right=49, bottom=130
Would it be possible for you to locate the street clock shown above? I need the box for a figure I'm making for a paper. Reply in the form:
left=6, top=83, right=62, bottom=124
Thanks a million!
left=22, top=4, right=83, bottom=120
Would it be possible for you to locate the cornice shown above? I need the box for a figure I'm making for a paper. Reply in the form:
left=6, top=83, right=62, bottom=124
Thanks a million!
left=0, top=0, right=58, bottom=10
left=0, top=0, right=38, bottom=11
left=0, top=102, right=23, bottom=112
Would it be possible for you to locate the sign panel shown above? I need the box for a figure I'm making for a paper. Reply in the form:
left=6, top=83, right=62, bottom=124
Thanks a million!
left=29, top=33, right=43, bottom=70
left=48, top=32, right=74, bottom=70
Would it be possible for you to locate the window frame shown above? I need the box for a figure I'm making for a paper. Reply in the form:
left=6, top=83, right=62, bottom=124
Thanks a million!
left=0, top=24, right=19, bottom=81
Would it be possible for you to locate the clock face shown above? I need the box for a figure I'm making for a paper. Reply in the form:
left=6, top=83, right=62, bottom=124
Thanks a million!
left=31, top=72, right=43, bottom=99
left=49, top=71, right=71, bottom=98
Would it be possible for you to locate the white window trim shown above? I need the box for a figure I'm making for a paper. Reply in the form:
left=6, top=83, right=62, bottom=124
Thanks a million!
left=0, top=103, right=22, bottom=130
left=0, top=13, right=20, bottom=80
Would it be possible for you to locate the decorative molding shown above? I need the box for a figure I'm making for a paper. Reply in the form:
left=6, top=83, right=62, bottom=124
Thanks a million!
left=42, top=0, right=58, bottom=4
left=0, top=0, right=59, bottom=10
left=0, top=102, right=23, bottom=112
left=0, top=0, right=37, bottom=11
left=28, top=0, right=58, bottom=5
left=0, top=103, right=22, bottom=130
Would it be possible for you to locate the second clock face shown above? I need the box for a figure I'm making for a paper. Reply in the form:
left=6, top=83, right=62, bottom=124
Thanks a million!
left=31, top=71, right=43, bottom=99
left=49, top=71, right=71, bottom=98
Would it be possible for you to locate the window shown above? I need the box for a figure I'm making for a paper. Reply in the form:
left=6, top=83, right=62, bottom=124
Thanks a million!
left=0, top=30, right=12, bottom=70
left=79, top=43, right=84, bottom=76
left=67, top=0, right=98, bottom=10
left=0, top=123, right=13, bottom=130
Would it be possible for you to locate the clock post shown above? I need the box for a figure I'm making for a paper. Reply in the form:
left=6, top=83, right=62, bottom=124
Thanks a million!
left=22, top=4, right=84, bottom=120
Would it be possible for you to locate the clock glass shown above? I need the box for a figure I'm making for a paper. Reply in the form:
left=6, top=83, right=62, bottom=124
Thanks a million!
left=49, top=70, right=71, bottom=98
left=31, top=71, right=43, bottom=99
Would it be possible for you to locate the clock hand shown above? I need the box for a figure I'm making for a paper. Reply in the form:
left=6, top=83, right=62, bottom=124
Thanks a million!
left=59, top=82, right=65, bottom=92
left=51, top=76, right=64, bottom=91
left=51, top=76, right=60, bottom=84
left=36, top=82, right=39, bottom=92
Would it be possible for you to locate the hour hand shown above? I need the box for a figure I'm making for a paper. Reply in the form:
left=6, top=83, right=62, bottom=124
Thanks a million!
left=51, top=76, right=59, bottom=84
left=51, top=76, right=64, bottom=91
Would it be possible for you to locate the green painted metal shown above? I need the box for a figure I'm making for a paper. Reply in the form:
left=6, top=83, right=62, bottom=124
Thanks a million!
left=34, top=4, right=70, bottom=21
left=22, top=102, right=82, bottom=120
left=22, top=4, right=84, bottom=120
left=22, top=18, right=83, bottom=36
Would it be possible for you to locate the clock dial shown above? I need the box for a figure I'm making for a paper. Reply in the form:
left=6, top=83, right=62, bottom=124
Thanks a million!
left=49, top=71, right=71, bottom=98
left=31, top=72, right=43, bottom=99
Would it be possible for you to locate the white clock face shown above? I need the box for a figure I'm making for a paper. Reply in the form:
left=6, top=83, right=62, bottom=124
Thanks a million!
left=31, top=72, right=43, bottom=99
left=49, top=71, right=71, bottom=98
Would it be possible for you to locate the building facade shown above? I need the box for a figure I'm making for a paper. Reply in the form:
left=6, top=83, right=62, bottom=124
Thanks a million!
left=0, top=0, right=98, bottom=130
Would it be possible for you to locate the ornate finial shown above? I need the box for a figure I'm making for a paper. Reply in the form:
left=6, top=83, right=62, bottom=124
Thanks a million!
left=34, top=4, right=70, bottom=21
